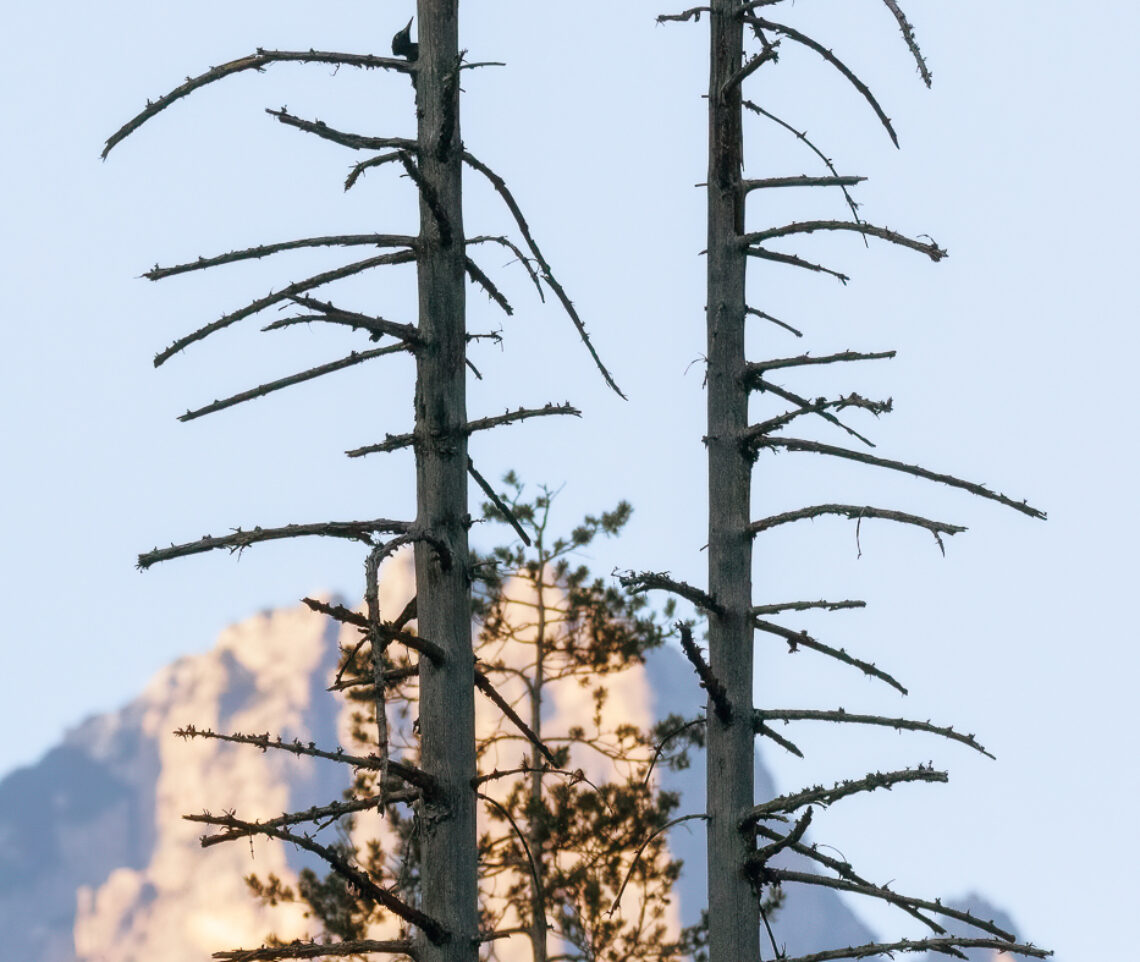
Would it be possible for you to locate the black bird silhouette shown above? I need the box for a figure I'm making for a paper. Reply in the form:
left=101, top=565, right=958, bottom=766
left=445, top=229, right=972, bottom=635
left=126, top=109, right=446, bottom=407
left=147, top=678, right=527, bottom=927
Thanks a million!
left=392, top=17, right=418, bottom=60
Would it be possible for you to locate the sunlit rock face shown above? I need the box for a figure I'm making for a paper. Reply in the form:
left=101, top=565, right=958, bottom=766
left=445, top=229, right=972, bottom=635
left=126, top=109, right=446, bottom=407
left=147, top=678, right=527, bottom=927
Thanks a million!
left=0, top=564, right=1016, bottom=961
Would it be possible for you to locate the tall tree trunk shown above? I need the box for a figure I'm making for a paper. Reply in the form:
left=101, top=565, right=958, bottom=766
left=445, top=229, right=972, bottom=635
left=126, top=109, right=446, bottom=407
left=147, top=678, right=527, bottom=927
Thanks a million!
left=414, top=2, right=477, bottom=960
left=528, top=547, right=549, bottom=962
left=705, top=2, right=760, bottom=961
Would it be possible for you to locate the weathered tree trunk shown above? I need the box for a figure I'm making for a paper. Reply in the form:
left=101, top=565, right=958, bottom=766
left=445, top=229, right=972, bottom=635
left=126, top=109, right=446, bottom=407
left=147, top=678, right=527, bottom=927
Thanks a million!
left=413, top=2, right=478, bottom=960
left=704, top=3, right=760, bottom=962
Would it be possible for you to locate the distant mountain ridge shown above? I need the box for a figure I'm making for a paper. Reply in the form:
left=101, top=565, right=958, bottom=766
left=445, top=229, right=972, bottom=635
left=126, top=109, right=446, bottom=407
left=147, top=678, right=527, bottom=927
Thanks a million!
left=0, top=587, right=1021, bottom=961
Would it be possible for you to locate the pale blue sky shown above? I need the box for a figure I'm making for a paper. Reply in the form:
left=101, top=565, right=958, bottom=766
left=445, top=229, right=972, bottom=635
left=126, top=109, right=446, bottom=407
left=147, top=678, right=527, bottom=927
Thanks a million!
left=3, top=2, right=1136, bottom=959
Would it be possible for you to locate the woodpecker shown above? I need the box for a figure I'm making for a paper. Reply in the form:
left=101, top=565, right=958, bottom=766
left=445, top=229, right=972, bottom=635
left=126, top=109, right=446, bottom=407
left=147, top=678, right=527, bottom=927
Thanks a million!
left=391, top=17, right=418, bottom=61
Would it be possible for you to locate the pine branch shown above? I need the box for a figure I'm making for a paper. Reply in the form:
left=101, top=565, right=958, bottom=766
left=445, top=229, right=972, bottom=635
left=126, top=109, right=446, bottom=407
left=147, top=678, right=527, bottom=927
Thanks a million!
left=102, top=50, right=415, bottom=159
left=178, top=342, right=411, bottom=422
left=143, top=235, right=417, bottom=281
left=138, top=519, right=413, bottom=569
left=346, top=404, right=581, bottom=458
left=744, top=18, right=900, bottom=147
left=743, top=222, right=945, bottom=260
left=753, top=708, right=994, bottom=758
left=754, top=617, right=908, bottom=694
left=754, top=438, right=1047, bottom=519
left=153, top=249, right=417, bottom=367
left=744, top=766, right=947, bottom=826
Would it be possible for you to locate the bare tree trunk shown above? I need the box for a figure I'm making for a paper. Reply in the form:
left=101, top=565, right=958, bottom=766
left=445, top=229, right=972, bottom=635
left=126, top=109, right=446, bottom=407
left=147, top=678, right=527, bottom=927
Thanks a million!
left=528, top=547, right=549, bottom=962
left=705, top=2, right=760, bottom=961
left=414, top=2, right=477, bottom=960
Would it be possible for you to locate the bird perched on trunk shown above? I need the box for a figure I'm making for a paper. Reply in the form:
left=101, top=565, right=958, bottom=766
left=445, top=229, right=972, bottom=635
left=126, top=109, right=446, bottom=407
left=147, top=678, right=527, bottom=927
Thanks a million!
left=392, top=17, right=418, bottom=61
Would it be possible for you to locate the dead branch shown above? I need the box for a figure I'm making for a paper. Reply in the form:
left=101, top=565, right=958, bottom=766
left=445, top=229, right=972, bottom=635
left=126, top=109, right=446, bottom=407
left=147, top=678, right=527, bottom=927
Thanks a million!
left=345, top=150, right=404, bottom=191
left=395, top=150, right=452, bottom=246
left=744, top=766, right=946, bottom=825
left=102, top=50, right=415, bottom=159
left=284, top=294, right=421, bottom=343
left=753, top=438, right=1047, bottom=519
left=750, top=807, right=813, bottom=865
left=744, top=175, right=867, bottom=192
left=473, top=667, right=557, bottom=765
left=753, top=709, right=994, bottom=758
left=477, top=792, right=543, bottom=913
left=465, top=256, right=514, bottom=315
left=185, top=809, right=448, bottom=943
left=754, top=617, right=907, bottom=694
left=747, top=246, right=850, bottom=284
left=138, top=518, right=413, bottom=569
left=657, top=6, right=711, bottom=23
left=763, top=869, right=1019, bottom=943
left=467, top=458, right=531, bottom=546
left=750, top=376, right=878, bottom=446
left=267, top=107, right=417, bottom=153
left=743, top=222, right=944, bottom=260
left=743, top=100, right=863, bottom=223
left=178, top=342, right=411, bottom=422
left=212, top=939, right=416, bottom=961
left=143, top=235, right=417, bottom=281
left=752, top=599, right=866, bottom=615
left=172, top=725, right=439, bottom=794
left=724, top=45, right=780, bottom=94
left=745, top=351, right=896, bottom=381
left=461, top=150, right=625, bottom=398
left=749, top=504, right=966, bottom=557
left=754, top=722, right=804, bottom=758
left=606, top=813, right=708, bottom=916
left=346, top=403, right=581, bottom=458
left=744, top=18, right=900, bottom=147
left=619, top=571, right=724, bottom=617
left=153, top=249, right=416, bottom=367
left=300, top=597, right=446, bottom=665
left=746, top=306, right=803, bottom=338
left=187, top=792, right=417, bottom=847
left=769, top=938, right=1050, bottom=962
left=678, top=622, right=733, bottom=723
left=744, top=393, right=892, bottom=446
left=881, top=0, right=933, bottom=88
left=466, top=235, right=545, bottom=300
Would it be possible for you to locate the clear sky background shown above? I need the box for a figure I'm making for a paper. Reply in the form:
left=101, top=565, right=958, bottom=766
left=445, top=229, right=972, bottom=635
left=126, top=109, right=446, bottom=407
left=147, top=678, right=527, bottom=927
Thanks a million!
left=2, top=2, right=1135, bottom=959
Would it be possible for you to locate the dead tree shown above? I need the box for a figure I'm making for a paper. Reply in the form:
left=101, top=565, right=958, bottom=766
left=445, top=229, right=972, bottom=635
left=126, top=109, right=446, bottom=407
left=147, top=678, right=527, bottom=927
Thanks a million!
left=104, top=5, right=619, bottom=961
left=634, top=4, right=1052, bottom=962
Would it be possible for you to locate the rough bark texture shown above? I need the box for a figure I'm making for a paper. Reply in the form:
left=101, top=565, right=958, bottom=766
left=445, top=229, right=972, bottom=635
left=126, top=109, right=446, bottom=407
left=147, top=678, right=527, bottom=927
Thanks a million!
left=705, top=3, right=761, bottom=962
left=413, top=2, right=478, bottom=959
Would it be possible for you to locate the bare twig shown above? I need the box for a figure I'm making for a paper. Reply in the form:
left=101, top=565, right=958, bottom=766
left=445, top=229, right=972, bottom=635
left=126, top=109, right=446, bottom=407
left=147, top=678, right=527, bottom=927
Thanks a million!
left=750, top=377, right=878, bottom=447
left=143, top=235, right=417, bottom=281
left=743, top=221, right=945, bottom=261
left=473, top=667, right=557, bottom=765
left=300, top=597, right=446, bottom=665
left=754, top=618, right=907, bottom=694
left=746, top=307, right=803, bottom=338
left=465, top=256, right=514, bottom=315
left=153, top=249, right=417, bottom=367
left=267, top=108, right=417, bottom=153
left=754, top=438, right=1047, bottom=519
left=744, top=175, right=866, bottom=192
left=744, top=393, right=892, bottom=446
left=745, top=766, right=946, bottom=825
left=606, top=813, right=708, bottom=915
left=468, top=458, right=532, bottom=546
left=749, top=504, right=966, bottom=555
left=747, top=246, right=850, bottom=284
left=619, top=571, right=724, bottom=617
left=346, top=403, right=581, bottom=458
left=769, top=938, right=1051, bottom=962
left=744, top=350, right=896, bottom=380
left=881, top=0, right=933, bottom=87
left=678, top=622, right=732, bottom=723
left=750, top=807, right=813, bottom=866
left=743, top=18, right=900, bottom=147
left=212, top=939, right=417, bottom=961
left=752, top=599, right=866, bottom=615
left=138, top=518, right=413, bottom=569
left=178, top=342, right=411, bottom=422
left=285, top=294, right=421, bottom=343
left=753, top=709, right=994, bottom=758
left=102, top=50, right=415, bottom=159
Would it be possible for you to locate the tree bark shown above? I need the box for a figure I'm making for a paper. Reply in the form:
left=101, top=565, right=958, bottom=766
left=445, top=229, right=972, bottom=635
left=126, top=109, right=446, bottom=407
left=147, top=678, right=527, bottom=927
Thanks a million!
left=413, top=2, right=478, bottom=960
left=705, top=2, right=760, bottom=961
